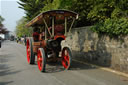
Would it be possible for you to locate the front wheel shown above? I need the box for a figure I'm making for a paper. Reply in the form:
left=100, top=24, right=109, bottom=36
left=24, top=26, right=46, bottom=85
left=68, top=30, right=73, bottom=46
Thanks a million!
left=61, top=47, right=72, bottom=70
left=37, top=48, right=46, bottom=72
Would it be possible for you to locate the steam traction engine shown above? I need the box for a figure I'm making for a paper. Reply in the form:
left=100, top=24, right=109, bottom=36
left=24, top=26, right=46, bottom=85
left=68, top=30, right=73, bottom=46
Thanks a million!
left=26, top=10, right=78, bottom=72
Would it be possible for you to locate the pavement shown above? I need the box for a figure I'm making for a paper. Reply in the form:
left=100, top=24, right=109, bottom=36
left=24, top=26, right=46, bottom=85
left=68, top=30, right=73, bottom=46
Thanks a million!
left=0, top=40, right=128, bottom=85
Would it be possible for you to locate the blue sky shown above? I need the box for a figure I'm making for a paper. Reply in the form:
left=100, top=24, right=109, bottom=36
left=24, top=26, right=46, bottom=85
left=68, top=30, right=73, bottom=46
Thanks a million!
left=0, top=0, right=25, bottom=32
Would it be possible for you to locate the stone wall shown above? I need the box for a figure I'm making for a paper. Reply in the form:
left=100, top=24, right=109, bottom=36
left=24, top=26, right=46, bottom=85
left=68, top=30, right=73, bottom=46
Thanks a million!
left=61, top=26, right=128, bottom=73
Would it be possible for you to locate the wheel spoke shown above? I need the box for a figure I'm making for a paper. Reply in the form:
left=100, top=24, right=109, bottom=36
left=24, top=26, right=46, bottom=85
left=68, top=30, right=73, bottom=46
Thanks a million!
left=37, top=50, right=43, bottom=71
left=62, top=47, right=72, bottom=69
left=64, top=56, right=69, bottom=61
left=63, top=56, right=69, bottom=65
left=39, top=57, right=42, bottom=61
left=37, top=48, right=46, bottom=72
left=62, top=61, right=68, bottom=68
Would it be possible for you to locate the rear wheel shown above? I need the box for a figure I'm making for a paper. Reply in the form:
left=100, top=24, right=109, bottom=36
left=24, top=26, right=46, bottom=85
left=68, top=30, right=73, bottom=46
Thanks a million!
left=26, top=37, right=35, bottom=64
left=37, top=48, right=46, bottom=72
left=62, top=47, right=72, bottom=70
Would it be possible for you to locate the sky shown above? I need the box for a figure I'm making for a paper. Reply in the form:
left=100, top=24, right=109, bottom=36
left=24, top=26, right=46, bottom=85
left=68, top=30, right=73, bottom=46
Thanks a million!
left=0, top=0, right=25, bottom=32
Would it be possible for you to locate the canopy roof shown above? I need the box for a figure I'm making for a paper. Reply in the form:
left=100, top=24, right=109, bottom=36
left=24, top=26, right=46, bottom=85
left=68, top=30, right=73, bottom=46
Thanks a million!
left=26, top=10, right=78, bottom=27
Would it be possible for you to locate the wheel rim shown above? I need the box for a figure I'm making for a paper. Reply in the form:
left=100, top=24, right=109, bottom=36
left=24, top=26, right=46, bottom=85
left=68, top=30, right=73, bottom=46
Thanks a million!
left=37, top=50, right=43, bottom=71
left=62, top=49, right=70, bottom=69
left=26, top=39, right=30, bottom=63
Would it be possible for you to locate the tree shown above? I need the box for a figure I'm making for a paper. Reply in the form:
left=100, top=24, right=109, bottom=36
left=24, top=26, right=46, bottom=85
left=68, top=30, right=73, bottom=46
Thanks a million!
left=0, top=16, right=8, bottom=34
left=17, top=0, right=128, bottom=37
left=0, top=15, right=4, bottom=27
left=90, top=0, right=128, bottom=36
left=87, top=0, right=128, bottom=22
left=40, top=0, right=60, bottom=12
left=18, top=0, right=45, bottom=21
left=18, top=0, right=72, bottom=20
left=15, top=17, right=32, bottom=37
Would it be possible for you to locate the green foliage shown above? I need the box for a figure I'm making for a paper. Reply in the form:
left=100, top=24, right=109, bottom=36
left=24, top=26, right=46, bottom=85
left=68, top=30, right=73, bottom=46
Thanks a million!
left=18, top=0, right=45, bottom=21
left=58, top=0, right=72, bottom=9
left=40, top=0, right=60, bottom=12
left=68, top=0, right=92, bottom=26
left=91, top=18, right=128, bottom=37
left=17, top=0, right=128, bottom=37
left=15, top=17, right=32, bottom=37
left=0, top=16, right=4, bottom=27
left=86, top=0, right=128, bottom=37
left=18, top=0, right=74, bottom=20
left=18, top=0, right=128, bottom=23
left=0, top=16, right=4, bottom=22
left=87, top=1, right=111, bottom=21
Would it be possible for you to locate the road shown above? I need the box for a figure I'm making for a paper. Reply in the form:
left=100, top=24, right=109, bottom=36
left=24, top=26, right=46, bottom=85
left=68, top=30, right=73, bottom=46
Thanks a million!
left=0, top=40, right=128, bottom=85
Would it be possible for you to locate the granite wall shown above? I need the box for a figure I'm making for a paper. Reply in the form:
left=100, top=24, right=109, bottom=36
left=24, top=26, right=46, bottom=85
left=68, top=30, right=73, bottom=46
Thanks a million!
left=61, top=26, right=128, bottom=73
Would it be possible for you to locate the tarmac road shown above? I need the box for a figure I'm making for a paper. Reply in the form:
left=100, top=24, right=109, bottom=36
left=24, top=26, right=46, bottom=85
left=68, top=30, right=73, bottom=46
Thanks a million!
left=0, top=40, right=128, bottom=85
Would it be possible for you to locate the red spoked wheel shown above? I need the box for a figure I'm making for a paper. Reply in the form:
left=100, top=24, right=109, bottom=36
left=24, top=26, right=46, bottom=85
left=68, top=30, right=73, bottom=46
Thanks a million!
left=62, top=47, right=72, bottom=70
left=26, top=37, right=35, bottom=64
left=37, top=48, right=46, bottom=72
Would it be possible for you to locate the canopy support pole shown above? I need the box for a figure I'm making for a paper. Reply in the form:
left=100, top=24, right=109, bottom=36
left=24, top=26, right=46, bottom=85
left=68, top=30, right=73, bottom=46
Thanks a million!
left=65, top=17, right=67, bottom=36
left=43, top=18, right=52, bottom=37
left=52, top=17, right=54, bottom=37
left=45, top=26, right=47, bottom=40
left=69, top=18, right=75, bottom=32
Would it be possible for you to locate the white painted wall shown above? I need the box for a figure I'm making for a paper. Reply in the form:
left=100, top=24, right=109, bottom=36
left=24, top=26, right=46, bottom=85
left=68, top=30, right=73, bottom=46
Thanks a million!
left=0, top=34, right=5, bottom=39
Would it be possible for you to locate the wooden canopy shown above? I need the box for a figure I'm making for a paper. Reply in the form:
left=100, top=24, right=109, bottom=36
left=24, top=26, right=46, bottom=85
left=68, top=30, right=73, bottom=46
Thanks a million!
left=26, top=10, right=78, bottom=27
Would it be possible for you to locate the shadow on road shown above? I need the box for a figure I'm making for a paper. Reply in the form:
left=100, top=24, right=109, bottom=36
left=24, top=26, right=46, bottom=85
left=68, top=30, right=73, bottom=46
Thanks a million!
left=0, top=55, right=21, bottom=79
left=0, top=67, right=21, bottom=77
left=34, top=60, right=97, bottom=73
left=26, top=56, right=97, bottom=73
left=45, top=62, right=64, bottom=73
left=0, top=81, right=14, bottom=85
left=70, top=60, right=96, bottom=70
left=46, top=60, right=97, bottom=73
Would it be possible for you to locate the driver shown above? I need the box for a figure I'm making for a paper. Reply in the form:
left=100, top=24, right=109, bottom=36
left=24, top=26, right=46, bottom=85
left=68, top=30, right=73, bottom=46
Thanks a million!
left=33, top=27, right=40, bottom=41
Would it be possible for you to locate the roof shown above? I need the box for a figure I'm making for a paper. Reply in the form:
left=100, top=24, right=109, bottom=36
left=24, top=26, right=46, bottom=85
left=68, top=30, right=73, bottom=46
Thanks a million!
left=26, top=10, right=79, bottom=27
